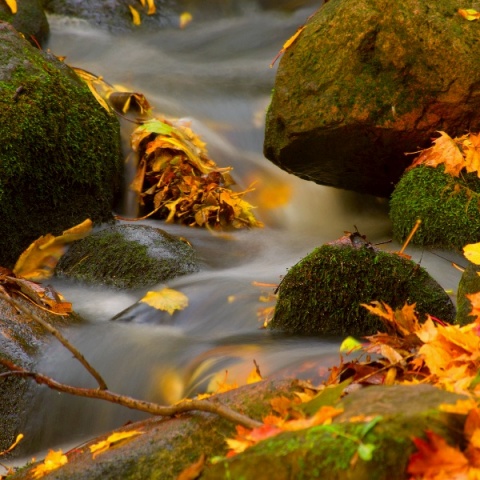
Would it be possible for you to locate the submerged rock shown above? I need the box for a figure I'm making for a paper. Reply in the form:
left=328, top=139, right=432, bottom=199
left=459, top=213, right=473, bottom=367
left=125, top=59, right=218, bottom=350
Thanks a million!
left=0, top=23, right=122, bottom=268
left=56, top=224, right=201, bottom=289
left=264, top=0, right=480, bottom=197
left=269, top=234, right=455, bottom=336
left=0, top=294, right=80, bottom=451
left=390, top=165, right=480, bottom=251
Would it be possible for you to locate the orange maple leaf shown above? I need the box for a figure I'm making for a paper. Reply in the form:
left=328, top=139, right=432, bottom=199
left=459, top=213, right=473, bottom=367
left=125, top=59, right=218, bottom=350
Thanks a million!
left=409, top=131, right=466, bottom=176
left=407, top=430, right=469, bottom=478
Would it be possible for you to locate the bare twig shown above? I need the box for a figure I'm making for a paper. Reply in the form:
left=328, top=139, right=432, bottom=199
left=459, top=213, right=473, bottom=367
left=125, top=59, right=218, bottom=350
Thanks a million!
left=0, top=292, right=108, bottom=390
left=0, top=359, right=263, bottom=429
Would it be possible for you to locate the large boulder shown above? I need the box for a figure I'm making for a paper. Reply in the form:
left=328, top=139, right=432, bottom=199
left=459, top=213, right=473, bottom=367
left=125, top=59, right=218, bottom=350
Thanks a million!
left=0, top=23, right=122, bottom=268
left=269, top=233, right=456, bottom=335
left=56, top=224, right=201, bottom=289
left=0, top=0, right=49, bottom=47
left=264, top=0, right=480, bottom=197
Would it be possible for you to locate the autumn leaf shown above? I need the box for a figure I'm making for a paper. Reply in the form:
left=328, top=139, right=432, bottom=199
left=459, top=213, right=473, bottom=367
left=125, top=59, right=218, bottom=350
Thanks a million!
left=31, top=450, right=68, bottom=478
left=13, top=219, right=92, bottom=281
left=270, top=26, right=305, bottom=68
left=4, top=0, right=16, bottom=14
left=89, top=430, right=144, bottom=459
left=0, top=433, right=23, bottom=456
left=146, top=0, right=156, bottom=15
left=140, top=288, right=189, bottom=315
left=408, top=131, right=465, bottom=175
left=340, top=336, right=362, bottom=352
left=407, top=430, right=469, bottom=478
left=246, top=360, right=263, bottom=384
left=129, top=5, right=141, bottom=25
left=177, top=453, right=205, bottom=480
left=459, top=8, right=480, bottom=20
left=464, top=242, right=480, bottom=266
left=180, top=12, right=193, bottom=29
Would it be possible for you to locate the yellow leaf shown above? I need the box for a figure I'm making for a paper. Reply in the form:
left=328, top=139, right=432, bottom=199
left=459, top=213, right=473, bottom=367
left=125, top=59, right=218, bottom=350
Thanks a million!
left=32, top=450, right=68, bottom=478
left=129, top=5, right=141, bottom=25
left=4, top=0, right=17, bottom=14
left=140, top=288, right=189, bottom=315
left=459, top=8, right=480, bottom=20
left=89, top=430, right=143, bottom=459
left=146, top=0, right=156, bottom=15
left=179, top=12, right=193, bottom=29
left=0, top=433, right=23, bottom=456
left=246, top=362, right=263, bottom=384
left=270, top=26, right=305, bottom=68
left=439, top=398, right=478, bottom=415
left=13, top=219, right=92, bottom=281
left=339, top=336, right=362, bottom=352
left=464, top=242, right=480, bottom=265
left=138, top=0, right=146, bottom=6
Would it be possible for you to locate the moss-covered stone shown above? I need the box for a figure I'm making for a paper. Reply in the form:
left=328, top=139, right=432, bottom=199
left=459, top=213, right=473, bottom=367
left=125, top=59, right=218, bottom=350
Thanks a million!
left=264, top=0, right=480, bottom=197
left=269, top=238, right=455, bottom=336
left=390, top=165, right=480, bottom=251
left=56, top=224, right=201, bottom=289
left=456, top=262, right=480, bottom=326
left=0, top=0, right=49, bottom=47
left=203, top=385, right=467, bottom=480
left=0, top=23, right=122, bottom=268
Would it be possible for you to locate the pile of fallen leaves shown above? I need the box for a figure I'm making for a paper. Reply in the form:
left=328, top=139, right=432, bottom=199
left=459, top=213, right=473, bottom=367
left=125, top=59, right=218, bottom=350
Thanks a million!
left=129, top=118, right=263, bottom=229
left=408, top=131, right=480, bottom=178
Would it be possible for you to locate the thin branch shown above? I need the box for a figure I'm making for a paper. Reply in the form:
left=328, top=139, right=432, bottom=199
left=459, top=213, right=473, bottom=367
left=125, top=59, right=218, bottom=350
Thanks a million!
left=0, top=292, right=108, bottom=390
left=0, top=359, right=263, bottom=429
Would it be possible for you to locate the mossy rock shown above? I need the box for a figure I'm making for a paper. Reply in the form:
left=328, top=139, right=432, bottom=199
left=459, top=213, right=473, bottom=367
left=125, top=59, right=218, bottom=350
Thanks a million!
left=56, top=224, right=201, bottom=289
left=203, top=385, right=467, bottom=480
left=269, top=237, right=455, bottom=336
left=390, top=165, right=480, bottom=251
left=0, top=23, right=122, bottom=268
left=456, top=262, right=480, bottom=326
left=0, top=0, right=49, bottom=47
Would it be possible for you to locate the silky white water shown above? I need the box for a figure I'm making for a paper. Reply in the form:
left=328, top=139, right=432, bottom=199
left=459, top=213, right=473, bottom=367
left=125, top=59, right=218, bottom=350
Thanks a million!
left=14, top=2, right=465, bottom=457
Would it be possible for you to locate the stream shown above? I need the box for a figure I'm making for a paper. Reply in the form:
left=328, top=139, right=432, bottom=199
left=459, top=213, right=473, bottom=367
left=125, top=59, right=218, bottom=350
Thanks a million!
left=15, top=0, right=465, bottom=459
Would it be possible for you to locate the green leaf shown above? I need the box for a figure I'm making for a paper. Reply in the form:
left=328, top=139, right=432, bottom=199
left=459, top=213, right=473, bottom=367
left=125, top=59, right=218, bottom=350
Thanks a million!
left=139, top=119, right=174, bottom=136
left=357, top=443, right=376, bottom=461
left=359, top=416, right=383, bottom=438
left=300, top=378, right=352, bottom=416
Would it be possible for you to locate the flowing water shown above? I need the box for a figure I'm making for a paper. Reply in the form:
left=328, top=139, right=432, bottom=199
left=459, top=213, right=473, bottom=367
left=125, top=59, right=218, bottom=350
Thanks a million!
left=15, top=1, right=466, bottom=458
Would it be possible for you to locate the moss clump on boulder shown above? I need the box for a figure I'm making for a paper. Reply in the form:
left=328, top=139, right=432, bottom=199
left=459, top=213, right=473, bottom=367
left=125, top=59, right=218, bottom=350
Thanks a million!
left=56, top=224, right=201, bottom=289
left=269, top=235, right=455, bottom=336
left=0, top=23, right=122, bottom=268
left=390, top=165, right=480, bottom=251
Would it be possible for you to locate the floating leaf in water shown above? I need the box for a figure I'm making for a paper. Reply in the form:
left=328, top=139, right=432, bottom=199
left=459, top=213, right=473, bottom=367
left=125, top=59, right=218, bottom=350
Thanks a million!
left=140, top=288, right=189, bottom=315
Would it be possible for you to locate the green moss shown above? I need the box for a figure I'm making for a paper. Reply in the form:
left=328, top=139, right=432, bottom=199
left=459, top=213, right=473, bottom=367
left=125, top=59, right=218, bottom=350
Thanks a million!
left=390, top=165, right=480, bottom=251
left=269, top=242, right=455, bottom=336
left=56, top=225, right=200, bottom=289
left=456, top=262, right=480, bottom=325
left=0, top=25, right=122, bottom=267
